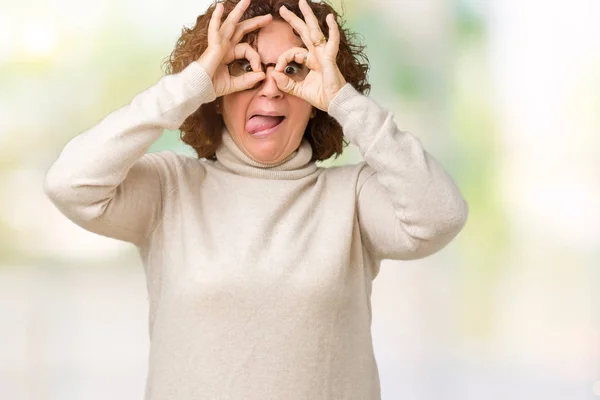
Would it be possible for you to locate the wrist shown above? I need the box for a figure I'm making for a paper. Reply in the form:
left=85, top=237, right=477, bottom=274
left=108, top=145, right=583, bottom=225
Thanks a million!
left=181, top=62, right=217, bottom=104
left=327, top=83, right=359, bottom=116
left=195, top=50, right=221, bottom=79
left=325, top=80, right=347, bottom=110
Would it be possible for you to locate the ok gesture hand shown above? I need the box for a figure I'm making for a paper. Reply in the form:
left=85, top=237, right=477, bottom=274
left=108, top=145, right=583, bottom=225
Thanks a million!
left=196, top=0, right=272, bottom=97
left=272, top=0, right=347, bottom=111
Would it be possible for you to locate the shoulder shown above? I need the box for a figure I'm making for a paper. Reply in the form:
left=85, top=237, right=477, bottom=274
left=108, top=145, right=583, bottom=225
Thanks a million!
left=320, top=161, right=376, bottom=189
left=140, top=150, right=210, bottom=185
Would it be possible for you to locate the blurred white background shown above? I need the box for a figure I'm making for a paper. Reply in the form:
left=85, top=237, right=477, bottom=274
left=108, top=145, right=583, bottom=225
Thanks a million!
left=1, top=0, right=599, bottom=399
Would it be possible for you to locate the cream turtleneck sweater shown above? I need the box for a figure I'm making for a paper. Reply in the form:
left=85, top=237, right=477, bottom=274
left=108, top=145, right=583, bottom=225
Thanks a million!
left=44, top=61, right=468, bottom=400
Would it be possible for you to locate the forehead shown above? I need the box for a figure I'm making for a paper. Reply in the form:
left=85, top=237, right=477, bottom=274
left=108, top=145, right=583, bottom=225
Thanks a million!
left=255, top=20, right=305, bottom=62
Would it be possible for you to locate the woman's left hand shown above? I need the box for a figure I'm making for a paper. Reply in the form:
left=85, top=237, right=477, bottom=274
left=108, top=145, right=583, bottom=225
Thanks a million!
left=273, top=0, right=347, bottom=112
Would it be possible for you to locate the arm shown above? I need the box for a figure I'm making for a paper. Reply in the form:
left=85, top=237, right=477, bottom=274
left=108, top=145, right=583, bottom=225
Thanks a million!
left=44, top=1, right=273, bottom=247
left=263, top=0, right=467, bottom=260
left=329, top=84, right=469, bottom=261
left=43, top=62, right=216, bottom=246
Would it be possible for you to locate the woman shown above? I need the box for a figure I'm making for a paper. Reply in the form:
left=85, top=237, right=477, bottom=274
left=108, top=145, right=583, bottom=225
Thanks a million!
left=44, top=0, right=468, bottom=398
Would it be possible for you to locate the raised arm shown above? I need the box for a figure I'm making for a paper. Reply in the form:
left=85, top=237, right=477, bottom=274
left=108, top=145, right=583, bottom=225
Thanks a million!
left=272, top=0, right=467, bottom=261
left=330, top=85, right=469, bottom=261
left=43, top=63, right=217, bottom=246
left=44, top=0, right=272, bottom=246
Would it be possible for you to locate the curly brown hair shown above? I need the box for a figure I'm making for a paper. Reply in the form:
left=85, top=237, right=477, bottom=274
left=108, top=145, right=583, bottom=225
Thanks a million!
left=162, top=0, right=370, bottom=162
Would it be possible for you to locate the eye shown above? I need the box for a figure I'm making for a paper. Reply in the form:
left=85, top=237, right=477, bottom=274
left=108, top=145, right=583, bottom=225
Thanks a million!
left=283, top=62, right=309, bottom=81
left=284, top=62, right=301, bottom=76
left=228, top=59, right=253, bottom=76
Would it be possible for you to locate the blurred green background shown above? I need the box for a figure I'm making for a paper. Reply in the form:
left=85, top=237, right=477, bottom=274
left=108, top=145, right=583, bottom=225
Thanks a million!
left=1, top=0, right=599, bottom=399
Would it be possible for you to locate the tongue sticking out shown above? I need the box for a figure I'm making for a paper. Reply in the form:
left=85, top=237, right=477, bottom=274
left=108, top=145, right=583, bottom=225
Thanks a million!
left=246, top=116, right=284, bottom=135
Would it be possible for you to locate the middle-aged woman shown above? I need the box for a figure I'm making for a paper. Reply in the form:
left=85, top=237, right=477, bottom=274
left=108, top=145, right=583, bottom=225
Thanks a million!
left=44, top=0, right=469, bottom=398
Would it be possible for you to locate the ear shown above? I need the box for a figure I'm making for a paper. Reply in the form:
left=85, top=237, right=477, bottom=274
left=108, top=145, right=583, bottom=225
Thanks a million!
left=310, top=108, right=317, bottom=118
left=215, top=99, right=222, bottom=115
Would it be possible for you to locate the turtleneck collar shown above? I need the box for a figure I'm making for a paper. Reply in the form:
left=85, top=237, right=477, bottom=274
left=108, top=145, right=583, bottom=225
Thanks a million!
left=214, top=129, right=318, bottom=180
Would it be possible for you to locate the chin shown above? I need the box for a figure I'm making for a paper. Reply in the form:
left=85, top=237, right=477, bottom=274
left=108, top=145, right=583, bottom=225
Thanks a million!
left=247, top=145, right=290, bottom=165
left=237, top=133, right=295, bottom=165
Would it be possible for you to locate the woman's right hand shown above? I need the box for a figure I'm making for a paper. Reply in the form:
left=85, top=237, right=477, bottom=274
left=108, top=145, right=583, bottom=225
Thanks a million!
left=195, top=0, right=271, bottom=97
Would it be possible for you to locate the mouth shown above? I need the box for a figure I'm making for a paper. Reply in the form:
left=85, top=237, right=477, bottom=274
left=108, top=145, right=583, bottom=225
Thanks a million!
left=245, top=114, right=286, bottom=137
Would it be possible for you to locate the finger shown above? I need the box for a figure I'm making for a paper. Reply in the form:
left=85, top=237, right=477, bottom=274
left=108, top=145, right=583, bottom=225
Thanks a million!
left=325, top=14, right=340, bottom=59
left=221, top=0, right=251, bottom=38
left=231, top=71, right=266, bottom=92
left=231, top=14, right=273, bottom=44
left=208, top=3, right=224, bottom=43
left=274, top=47, right=309, bottom=72
left=224, top=42, right=262, bottom=72
left=279, top=5, right=313, bottom=49
left=271, top=70, right=300, bottom=96
left=298, top=0, right=322, bottom=36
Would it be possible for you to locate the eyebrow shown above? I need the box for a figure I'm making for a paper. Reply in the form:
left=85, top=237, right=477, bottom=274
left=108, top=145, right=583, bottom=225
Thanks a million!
left=248, top=42, right=308, bottom=53
left=250, top=61, right=307, bottom=71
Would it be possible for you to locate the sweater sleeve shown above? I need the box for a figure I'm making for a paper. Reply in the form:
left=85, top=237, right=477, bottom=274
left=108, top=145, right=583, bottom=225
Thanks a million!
left=328, top=84, right=469, bottom=262
left=43, top=61, right=216, bottom=246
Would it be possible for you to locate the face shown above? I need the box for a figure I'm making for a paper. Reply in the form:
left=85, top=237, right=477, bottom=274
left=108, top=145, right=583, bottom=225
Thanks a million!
left=221, top=20, right=314, bottom=165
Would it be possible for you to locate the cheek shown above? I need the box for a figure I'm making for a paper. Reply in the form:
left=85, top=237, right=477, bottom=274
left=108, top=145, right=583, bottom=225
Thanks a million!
left=221, top=93, right=250, bottom=128
left=288, top=98, right=313, bottom=124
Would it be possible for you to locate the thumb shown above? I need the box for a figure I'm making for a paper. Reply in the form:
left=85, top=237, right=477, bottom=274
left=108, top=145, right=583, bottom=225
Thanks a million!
left=230, top=71, right=266, bottom=92
left=271, top=71, right=297, bottom=95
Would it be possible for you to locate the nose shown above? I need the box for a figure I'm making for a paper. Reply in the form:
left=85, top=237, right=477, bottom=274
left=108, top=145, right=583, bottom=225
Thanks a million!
left=256, top=63, right=283, bottom=99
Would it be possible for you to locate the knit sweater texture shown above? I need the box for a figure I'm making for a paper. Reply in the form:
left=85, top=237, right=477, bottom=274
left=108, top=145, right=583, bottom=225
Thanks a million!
left=44, top=61, right=468, bottom=400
